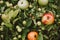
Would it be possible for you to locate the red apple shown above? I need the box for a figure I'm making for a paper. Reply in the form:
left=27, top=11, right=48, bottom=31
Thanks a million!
left=27, top=31, right=38, bottom=40
left=42, top=12, right=54, bottom=25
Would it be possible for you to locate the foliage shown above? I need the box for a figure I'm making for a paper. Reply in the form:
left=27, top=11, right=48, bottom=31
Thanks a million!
left=0, top=0, right=60, bottom=40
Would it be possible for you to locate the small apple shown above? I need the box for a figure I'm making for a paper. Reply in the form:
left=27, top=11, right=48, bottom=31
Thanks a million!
left=37, top=21, right=41, bottom=26
left=22, top=20, right=27, bottom=25
left=27, top=31, right=38, bottom=40
left=42, top=12, right=54, bottom=25
left=38, top=0, right=48, bottom=6
left=17, top=0, right=29, bottom=10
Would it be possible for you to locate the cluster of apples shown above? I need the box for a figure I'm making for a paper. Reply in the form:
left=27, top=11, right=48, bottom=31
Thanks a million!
left=17, top=0, right=48, bottom=10
left=27, top=14, right=54, bottom=40
left=17, top=0, right=55, bottom=40
left=17, top=0, right=55, bottom=24
left=27, top=12, right=55, bottom=40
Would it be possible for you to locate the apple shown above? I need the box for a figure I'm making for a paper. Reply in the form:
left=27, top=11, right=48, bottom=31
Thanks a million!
left=37, top=21, right=41, bottom=26
left=22, top=20, right=26, bottom=25
left=27, top=31, right=38, bottom=40
left=38, top=0, right=48, bottom=6
left=42, top=12, right=54, bottom=25
left=17, top=0, right=29, bottom=10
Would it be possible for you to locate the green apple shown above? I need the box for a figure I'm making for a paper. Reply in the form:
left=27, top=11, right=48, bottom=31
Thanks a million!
left=17, top=0, right=29, bottom=10
left=38, top=0, right=48, bottom=6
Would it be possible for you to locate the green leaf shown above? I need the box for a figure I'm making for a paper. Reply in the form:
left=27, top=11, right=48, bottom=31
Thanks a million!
left=32, top=19, right=36, bottom=25
left=1, top=14, right=10, bottom=23
left=4, top=22, right=13, bottom=29
left=12, top=9, right=19, bottom=19
left=48, top=26, right=53, bottom=31
left=7, top=9, right=19, bottom=19
left=49, top=0, right=54, bottom=2
left=13, top=17, right=21, bottom=24
left=38, top=32, right=43, bottom=40
left=8, top=10, right=14, bottom=19
left=26, top=19, right=32, bottom=27
left=43, top=35, right=49, bottom=39
left=4, top=8, right=11, bottom=14
left=21, top=29, right=29, bottom=40
left=49, top=3, right=58, bottom=9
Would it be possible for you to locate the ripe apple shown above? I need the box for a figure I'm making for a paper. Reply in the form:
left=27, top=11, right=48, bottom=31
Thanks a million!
left=42, top=12, right=54, bottom=25
left=27, top=31, right=38, bottom=40
left=38, top=0, right=48, bottom=6
left=17, top=0, right=29, bottom=10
